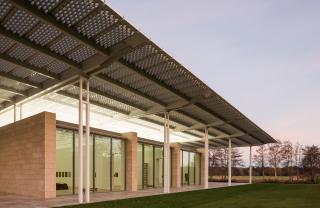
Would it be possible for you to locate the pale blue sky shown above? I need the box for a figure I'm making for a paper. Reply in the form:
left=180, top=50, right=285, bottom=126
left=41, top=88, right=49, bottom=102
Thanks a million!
left=108, top=0, right=320, bottom=146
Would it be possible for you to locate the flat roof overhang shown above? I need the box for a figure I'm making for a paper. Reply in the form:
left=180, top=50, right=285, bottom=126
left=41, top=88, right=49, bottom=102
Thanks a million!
left=0, top=0, right=277, bottom=148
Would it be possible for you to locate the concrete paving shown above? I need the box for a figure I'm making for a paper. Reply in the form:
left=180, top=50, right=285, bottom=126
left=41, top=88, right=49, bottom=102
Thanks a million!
left=0, top=182, right=247, bottom=208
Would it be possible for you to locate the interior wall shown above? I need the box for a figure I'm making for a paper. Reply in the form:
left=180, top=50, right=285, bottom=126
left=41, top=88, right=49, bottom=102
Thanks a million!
left=0, top=112, right=56, bottom=199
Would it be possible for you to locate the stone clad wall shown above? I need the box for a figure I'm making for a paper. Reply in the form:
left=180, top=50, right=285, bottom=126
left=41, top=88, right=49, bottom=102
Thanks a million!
left=122, top=132, right=138, bottom=192
left=0, top=112, right=56, bottom=199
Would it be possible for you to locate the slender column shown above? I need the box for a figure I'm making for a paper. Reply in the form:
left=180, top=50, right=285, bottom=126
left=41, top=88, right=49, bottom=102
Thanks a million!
left=78, top=77, right=84, bottom=203
left=19, top=104, right=23, bottom=120
left=13, top=104, right=17, bottom=122
left=228, top=138, right=232, bottom=186
left=249, top=145, right=252, bottom=184
left=204, top=128, right=209, bottom=189
left=167, top=113, right=170, bottom=192
left=163, top=112, right=170, bottom=193
left=85, top=79, right=90, bottom=202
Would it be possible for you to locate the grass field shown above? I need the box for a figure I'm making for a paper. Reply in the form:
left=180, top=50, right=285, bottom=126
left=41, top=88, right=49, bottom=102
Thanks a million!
left=62, top=184, right=320, bottom=208
left=209, top=175, right=292, bottom=182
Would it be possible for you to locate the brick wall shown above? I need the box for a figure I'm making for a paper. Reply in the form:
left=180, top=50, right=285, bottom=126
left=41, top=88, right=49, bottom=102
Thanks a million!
left=0, top=112, right=56, bottom=199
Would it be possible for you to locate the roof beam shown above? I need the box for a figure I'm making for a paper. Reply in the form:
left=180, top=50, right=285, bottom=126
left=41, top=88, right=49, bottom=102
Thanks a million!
left=0, top=96, right=14, bottom=102
left=127, top=95, right=207, bottom=119
left=94, top=74, right=163, bottom=106
left=0, top=84, right=27, bottom=96
left=0, top=53, right=60, bottom=80
left=174, top=120, right=227, bottom=132
left=57, top=90, right=128, bottom=115
left=0, top=71, right=42, bottom=89
left=209, top=133, right=246, bottom=140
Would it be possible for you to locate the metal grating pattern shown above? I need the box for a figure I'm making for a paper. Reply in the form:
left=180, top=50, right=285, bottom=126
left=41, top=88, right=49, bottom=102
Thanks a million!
left=136, top=53, right=169, bottom=70
left=180, top=105, right=217, bottom=124
left=10, top=68, right=33, bottom=79
left=102, top=65, right=178, bottom=105
left=90, top=77, right=154, bottom=110
left=3, top=9, right=39, bottom=36
left=28, top=24, right=61, bottom=46
left=29, top=0, right=62, bottom=13
left=96, top=24, right=134, bottom=48
left=123, top=44, right=157, bottom=63
left=0, top=60, right=15, bottom=72
left=67, top=46, right=97, bottom=63
left=77, top=10, right=118, bottom=38
left=54, top=0, right=98, bottom=27
left=46, top=60, right=69, bottom=74
left=7, top=44, right=35, bottom=61
left=28, top=72, right=48, bottom=83
left=62, top=85, right=136, bottom=114
left=0, top=35, right=15, bottom=53
left=49, top=36, right=79, bottom=55
left=0, top=0, right=12, bottom=20
left=28, top=53, right=54, bottom=68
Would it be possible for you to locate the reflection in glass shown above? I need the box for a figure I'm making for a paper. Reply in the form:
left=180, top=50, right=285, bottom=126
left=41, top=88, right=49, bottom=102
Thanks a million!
left=182, top=151, right=189, bottom=185
left=56, top=129, right=73, bottom=195
left=189, top=152, right=195, bottom=185
left=137, top=144, right=143, bottom=189
left=181, top=150, right=201, bottom=186
left=154, top=147, right=163, bottom=188
left=95, top=136, right=111, bottom=192
left=112, top=139, right=125, bottom=191
left=195, top=153, right=200, bottom=185
left=144, top=144, right=154, bottom=188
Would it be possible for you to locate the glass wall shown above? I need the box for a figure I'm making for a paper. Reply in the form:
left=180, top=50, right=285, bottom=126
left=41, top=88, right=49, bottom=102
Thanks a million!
left=137, top=144, right=143, bottom=189
left=137, top=143, right=163, bottom=189
left=112, top=139, right=125, bottom=191
left=189, top=152, right=195, bottom=185
left=56, top=129, right=74, bottom=195
left=154, top=147, right=163, bottom=188
left=56, top=128, right=126, bottom=195
left=95, top=136, right=111, bottom=192
left=181, top=150, right=201, bottom=186
left=182, top=151, right=189, bottom=185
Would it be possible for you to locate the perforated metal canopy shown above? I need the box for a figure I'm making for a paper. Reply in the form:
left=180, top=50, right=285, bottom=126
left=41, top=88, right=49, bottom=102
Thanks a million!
left=0, top=0, right=276, bottom=148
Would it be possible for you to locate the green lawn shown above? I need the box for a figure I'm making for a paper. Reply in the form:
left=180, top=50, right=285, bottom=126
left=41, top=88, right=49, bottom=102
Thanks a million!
left=62, top=184, right=320, bottom=208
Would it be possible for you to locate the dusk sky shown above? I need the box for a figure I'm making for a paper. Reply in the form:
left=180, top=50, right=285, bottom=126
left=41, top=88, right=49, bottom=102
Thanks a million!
left=108, top=0, right=320, bottom=146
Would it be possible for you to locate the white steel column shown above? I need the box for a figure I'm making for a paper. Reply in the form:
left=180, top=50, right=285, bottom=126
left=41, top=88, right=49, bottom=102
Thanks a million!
left=163, top=112, right=170, bottom=193
left=19, top=104, right=23, bottom=120
left=85, top=79, right=90, bottom=202
left=78, top=77, right=84, bottom=203
left=204, top=128, right=209, bottom=189
left=249, top=145, right=252, bottom=184
left=228, top=138, right=232, bottom=186
left=13, top=104, right=17, bottom=122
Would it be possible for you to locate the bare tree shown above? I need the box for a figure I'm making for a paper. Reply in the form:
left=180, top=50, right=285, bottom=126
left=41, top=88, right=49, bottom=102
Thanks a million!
left=293, top=142, right=303, bottom=179
left=253, top=145, right=266, bottom=178
left=281, top=140, right=293, bottom=179
left=231, top=148, right=244, bottom=167
left=302, top=145, right=320, bottom=183
left=267, top=141, right=282, bottom=177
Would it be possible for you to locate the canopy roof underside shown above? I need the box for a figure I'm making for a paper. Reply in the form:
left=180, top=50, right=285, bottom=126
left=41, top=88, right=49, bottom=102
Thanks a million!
left=0, top=0, right=276, bottom=148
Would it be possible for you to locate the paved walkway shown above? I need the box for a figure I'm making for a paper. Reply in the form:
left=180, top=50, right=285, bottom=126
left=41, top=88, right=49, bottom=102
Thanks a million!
left=0, top=182, right=246, bottom=208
